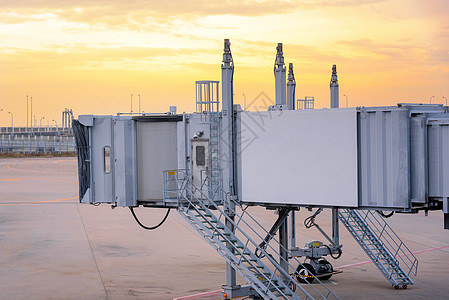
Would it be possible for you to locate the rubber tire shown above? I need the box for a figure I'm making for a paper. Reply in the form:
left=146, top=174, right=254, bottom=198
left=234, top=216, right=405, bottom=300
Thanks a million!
left=318, top=260, right=333, bottom=281
left=295, top=263, right=316, bottom=284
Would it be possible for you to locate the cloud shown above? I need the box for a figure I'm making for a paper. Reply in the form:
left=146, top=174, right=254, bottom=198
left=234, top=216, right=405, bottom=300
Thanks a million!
left=0, top=0, right=386, bottom=28
left=0, top=44, right=223, bottom=75
left=331, top=38, right=449, bottom=76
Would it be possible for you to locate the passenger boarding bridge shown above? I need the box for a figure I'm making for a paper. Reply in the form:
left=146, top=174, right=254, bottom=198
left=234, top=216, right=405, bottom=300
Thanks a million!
left=73, top=40, right=449, bottom=300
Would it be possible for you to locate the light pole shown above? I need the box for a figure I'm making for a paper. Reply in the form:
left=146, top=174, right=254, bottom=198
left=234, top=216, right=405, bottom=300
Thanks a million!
left=344, top=94, right=348, bottom=108
left=8, top=112, right=14, bottom=135
left=52, top=119, right=58, bottom=132
left=30, top=96, right=33, bottom=132
left=40, top=117, right=45, bottom=130
left=430, top=95, right=435, bottom=104
left=443, top=96, right=447, bottom=106
left=242, top=93, right=246, bottom=111
left=130, top=94, right=133, bottom=114
left=138, top=94, right=141, bottom=114
left=26, top=95, right=29, bottom=131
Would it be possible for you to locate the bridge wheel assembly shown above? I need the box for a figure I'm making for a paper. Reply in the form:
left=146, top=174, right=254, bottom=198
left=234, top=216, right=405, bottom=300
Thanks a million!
left=295, top=263, right=316, bottom=283
left=317, top=259, right=333, bottom=280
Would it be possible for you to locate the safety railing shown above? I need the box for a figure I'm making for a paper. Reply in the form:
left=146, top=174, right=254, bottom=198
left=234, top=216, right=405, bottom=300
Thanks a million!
left=166, top=169, right=339, bottom=299
left=357, top=210, right=418, bottom=277
left=0, top=136, right=75, bottom=154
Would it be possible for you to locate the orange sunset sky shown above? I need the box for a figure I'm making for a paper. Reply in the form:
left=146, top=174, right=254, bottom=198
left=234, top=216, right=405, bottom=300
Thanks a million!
left=1, top=0, right=448, bottom=127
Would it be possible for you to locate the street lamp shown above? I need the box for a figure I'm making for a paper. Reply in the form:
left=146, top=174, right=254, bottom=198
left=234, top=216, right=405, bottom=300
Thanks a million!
left=26, top=95, right=29, bottom=131
left=52, top=119, right=58, bottom=131
left=40, top=117, right=45, bottom=130
left=242, top=94, right=246, bottom=111
left=430, top=95, right=435, bottom=104
left=344, top=94, right=348, bottom=108
left=138, top=94, right=141, bottom=114
left=443, top=96, right=447, bottom=106
left=8, top=112, right=14, bottom=135
left=30, top=96, right=33, bottom=132
left=130, top=94, right=133, bottom=114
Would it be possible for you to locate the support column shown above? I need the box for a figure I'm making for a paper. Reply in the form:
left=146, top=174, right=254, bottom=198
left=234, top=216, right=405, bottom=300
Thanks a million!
left=444, top=197, right=449, bottom=230
left=330, top=65, right=340, bottom=246
left=221, top=38, right=237, bottom=291
left=332, top=207, right=340, bottom=246
left=288, top=210, right=296, bottom=250
left=279, top=215, right=289, bottom=283
left=225, top=205, right=236, bottom=286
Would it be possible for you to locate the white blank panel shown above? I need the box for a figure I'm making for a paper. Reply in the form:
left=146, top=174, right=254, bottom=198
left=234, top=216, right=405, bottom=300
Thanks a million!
left=240, top=109, right=358, bottom=207
left=137, top=122, right=178, bottom=201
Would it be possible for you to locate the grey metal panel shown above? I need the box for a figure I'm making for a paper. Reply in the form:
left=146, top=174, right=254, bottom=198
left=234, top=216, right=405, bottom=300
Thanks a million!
left=358, top=108, right=410, bottom=209
left=236, top=112, right=243, bottom=202
left=78, top=115, right=94, bottom=126
left=428, top=118, right=449, bottom=197
left=177, top=119, right=187, bottom=170
left=90, top=117, right=113, bottom=203
left=410, top=114, right=427, bottom=203
left=113, top=119, right=137, bottom=207
left=137, top=121, right=178, bottom=201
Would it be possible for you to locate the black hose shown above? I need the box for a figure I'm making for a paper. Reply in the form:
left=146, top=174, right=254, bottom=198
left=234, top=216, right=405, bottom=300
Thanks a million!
left=376, top=210, right=394, bottom=218
left=304, top=208, right=323, bottom=229
left=325, top=245, right=342, bottom=259
left=130, top=207, right=171, bottom=230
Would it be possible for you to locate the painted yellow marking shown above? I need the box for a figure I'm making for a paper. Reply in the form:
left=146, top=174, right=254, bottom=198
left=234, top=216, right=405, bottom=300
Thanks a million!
left=0, top=178, right=22, bottom=182
left=35, top=196, right=78, bottom=204
left=0, top=176, right=77, bottom=184
left=0, top=196, right=78, bottom=206
left=22, top=177, right=78, bottom=184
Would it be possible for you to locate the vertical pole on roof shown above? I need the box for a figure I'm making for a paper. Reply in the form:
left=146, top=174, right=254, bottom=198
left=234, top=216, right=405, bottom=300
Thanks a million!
left=221, top=38, right=237, bottom=289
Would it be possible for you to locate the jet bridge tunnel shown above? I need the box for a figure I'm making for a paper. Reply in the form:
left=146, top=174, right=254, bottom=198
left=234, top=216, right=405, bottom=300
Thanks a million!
left=73, top=103, right=449, bottom=229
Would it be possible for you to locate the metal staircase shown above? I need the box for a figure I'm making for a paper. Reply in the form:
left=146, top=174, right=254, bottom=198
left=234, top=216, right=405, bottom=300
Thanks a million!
left=166, top=170, right=339, bottom=300
left=339, top=209, right=418, bottom=288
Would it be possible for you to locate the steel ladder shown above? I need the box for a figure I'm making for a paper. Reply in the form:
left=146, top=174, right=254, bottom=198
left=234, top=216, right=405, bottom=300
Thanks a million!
left=339, top=209, right=418, bottom=288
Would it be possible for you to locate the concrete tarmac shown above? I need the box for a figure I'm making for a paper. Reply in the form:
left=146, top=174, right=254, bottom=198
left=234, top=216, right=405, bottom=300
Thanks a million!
left=0, top=157, right=448, bottom=299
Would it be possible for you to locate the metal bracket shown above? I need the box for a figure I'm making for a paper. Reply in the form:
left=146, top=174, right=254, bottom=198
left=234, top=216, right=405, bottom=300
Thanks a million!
left=222, top=285, right=258, bottom=300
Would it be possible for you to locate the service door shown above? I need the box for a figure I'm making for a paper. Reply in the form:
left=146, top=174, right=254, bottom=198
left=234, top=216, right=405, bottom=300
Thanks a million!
left=191, top=139, right=209, bottom=195
left=90, top=117, right=114, bottom=203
